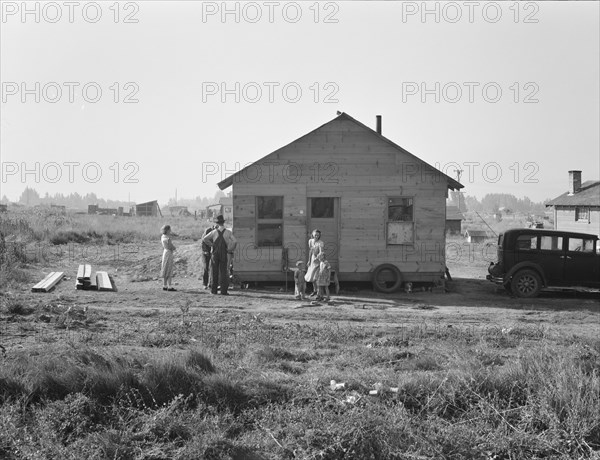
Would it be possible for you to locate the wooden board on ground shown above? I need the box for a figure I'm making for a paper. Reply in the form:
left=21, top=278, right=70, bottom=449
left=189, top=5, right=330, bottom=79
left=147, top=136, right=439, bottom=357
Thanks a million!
left=32, top=272, right=64, bottom=293
left=77, top=264, right=92, bottom=281
left=89, top=268, right=98, bottom=290
left=96, top=271, right=113, bottom=291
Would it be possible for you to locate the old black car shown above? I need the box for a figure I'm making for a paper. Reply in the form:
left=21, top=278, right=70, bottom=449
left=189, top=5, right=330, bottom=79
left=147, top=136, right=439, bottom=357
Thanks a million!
left=487, top=229, right=600, bottom=298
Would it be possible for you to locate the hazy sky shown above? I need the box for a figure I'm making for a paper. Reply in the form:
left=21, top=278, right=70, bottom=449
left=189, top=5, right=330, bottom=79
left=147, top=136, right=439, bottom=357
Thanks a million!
left=1, top=1, right=599, bottom=204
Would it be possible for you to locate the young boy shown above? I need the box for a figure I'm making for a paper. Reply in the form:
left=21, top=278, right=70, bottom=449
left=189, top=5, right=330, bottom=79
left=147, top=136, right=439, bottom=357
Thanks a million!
left=294, top=261, right=307, bottom=300
left=316, top=252, right=331, bottom=302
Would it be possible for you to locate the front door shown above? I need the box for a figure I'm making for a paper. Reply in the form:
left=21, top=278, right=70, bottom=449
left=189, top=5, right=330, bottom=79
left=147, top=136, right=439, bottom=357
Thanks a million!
left=307, top=197, right=339, bottom=271
left=537, top=234, right=565, bottom=285
left=564, top=236, right=600, bottom=287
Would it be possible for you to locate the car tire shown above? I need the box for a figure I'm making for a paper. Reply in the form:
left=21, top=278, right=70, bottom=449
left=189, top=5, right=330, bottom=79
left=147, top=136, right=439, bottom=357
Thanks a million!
left=372, top=264, right=402, bottom=293
left=511, top=269, right=542, bottom=298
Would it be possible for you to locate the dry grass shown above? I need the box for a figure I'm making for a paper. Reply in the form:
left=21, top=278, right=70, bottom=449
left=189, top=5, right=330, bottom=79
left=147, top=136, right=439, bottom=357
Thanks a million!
left=1, top=313, right=599, bottom=459
left=1, top=208, right=598, bottom=459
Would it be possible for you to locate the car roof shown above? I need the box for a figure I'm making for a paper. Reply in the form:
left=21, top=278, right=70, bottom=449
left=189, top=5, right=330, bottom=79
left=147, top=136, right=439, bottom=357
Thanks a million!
left=500, top=228, right=599, bottom=240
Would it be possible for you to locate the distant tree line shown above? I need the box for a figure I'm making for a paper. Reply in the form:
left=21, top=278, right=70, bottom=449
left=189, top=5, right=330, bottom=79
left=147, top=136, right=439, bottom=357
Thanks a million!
left=450, top=191, right=549, bottom=215
left=1, top=187, right=227, bottom=211
left=3, top=187, right=548, bottom=215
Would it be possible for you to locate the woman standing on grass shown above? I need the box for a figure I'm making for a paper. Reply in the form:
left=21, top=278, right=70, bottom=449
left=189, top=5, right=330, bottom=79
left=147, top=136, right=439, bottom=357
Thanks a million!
left=304, top=229, right=324, bottom=296
left=160, top=224, right=176, bottom=291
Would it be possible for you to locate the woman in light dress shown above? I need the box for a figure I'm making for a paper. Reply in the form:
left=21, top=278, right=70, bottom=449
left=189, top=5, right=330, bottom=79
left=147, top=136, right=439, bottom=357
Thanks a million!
left=304, top=229, right=324, bottom=296
left=160, top=224, right=176, bottom=291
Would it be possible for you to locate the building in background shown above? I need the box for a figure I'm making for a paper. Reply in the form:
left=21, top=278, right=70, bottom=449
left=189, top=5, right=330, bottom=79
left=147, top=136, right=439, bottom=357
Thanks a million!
left=546, top=170, right=600, bottom=238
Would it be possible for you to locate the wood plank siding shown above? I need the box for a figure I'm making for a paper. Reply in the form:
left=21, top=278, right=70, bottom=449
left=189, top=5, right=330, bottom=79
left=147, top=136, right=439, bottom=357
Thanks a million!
left=224, top=113, right=461, bottom=284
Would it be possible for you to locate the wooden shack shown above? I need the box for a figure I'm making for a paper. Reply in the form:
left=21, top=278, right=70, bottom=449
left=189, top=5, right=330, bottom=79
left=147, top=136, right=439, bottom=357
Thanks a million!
left=135, top=200, right=162, bottom=217
left=445, top=205, right=463, bottom=235
left=217, top=112, right=463, bottom=291
left=464, top=229, right=489, bottom=243
left=219, top=196, right=233, bottom=223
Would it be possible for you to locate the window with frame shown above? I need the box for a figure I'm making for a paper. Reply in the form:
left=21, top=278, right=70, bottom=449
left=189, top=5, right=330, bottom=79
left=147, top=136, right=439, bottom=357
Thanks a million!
left=387, top=197, right=414, bottom=245
left=516, top=234, right=537, bottom=251
left=256, top=196, right=283, bottom=247
left=540, top=236, right=563, bottom=251
left=311, top=198, right=334, bottom=218
left=575, top=207, right=590, bottom=222
left=567, top=237, right=595, bottom=253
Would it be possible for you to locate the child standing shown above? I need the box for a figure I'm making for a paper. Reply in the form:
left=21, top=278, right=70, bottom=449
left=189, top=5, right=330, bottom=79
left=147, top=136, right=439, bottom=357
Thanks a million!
left=294, top=261, right=307, bottom=300
left=160, top=225, right=176, bottom=291
left=316, top=252, right=331, bottom=302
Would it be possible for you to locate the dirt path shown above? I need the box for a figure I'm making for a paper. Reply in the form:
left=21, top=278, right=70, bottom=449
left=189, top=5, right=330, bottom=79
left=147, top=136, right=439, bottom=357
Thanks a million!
left=2, top=241, right=599, bottom=353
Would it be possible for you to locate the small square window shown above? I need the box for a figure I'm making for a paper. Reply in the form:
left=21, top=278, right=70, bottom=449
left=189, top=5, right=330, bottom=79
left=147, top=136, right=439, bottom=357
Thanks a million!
left=257, top=223, right=282, bottom=247
left=388, top=197, right=413, bottom=221
left=257, top=197, right=283, bottom=219
left=311, top=198, right=334, bottom=218
left=576, top=207, right=590, bottom=222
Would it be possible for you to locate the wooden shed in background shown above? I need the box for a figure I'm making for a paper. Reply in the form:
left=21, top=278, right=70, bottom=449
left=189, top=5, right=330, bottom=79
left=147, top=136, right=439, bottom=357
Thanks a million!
left=445, top=205, right=464, bottom=235
left=135, top=200, right=162, bottom=217
left=464, top=229, right=489, bottom=243
left=217, top=112, right=463, bottom=291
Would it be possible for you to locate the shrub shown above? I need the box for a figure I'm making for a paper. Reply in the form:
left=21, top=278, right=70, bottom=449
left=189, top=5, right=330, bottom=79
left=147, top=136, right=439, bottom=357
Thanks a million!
left=186, top=350, right=216, bottom=374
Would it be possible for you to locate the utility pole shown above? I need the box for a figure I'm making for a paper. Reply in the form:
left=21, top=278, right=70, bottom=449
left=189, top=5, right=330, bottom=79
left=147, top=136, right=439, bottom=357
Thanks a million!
left=453, top=169, right=463, bottom=212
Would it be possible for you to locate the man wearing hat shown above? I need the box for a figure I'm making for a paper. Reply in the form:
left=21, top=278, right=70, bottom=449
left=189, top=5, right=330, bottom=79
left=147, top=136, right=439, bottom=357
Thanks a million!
left=201, top=215, right=237, bottom=295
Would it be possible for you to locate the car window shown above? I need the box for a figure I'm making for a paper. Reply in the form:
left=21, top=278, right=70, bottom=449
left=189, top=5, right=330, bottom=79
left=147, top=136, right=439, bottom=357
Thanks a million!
left=568, top=238, right=595, bottom=253
left=540, top=236, right=562, bottom=251
left=516, top=235, right=537, bottom=250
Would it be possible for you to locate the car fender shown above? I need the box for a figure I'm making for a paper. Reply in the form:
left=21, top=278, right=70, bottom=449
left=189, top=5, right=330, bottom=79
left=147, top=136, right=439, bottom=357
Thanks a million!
left=506, top=262, right=547, bottom=286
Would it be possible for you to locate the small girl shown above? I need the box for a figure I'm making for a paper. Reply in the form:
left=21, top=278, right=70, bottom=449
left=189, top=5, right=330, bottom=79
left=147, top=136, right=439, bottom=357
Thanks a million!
left=160, top=224, right=176, bottom=291
left=316, top=252, right=331, bottom=302
left=305, top=229, right=324, bottom=296
left=294, top=261, right=307, bottom=300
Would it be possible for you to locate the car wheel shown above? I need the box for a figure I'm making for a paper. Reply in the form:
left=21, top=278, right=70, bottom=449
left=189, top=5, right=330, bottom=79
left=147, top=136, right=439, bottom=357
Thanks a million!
left=372, top=264, right=402, bottom=293
left=511, top=269, right=542, bottom=298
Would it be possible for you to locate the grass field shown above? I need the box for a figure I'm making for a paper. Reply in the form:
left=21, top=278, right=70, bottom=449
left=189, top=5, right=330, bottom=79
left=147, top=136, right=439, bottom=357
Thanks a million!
left=1, top=209, right=599, bottom=459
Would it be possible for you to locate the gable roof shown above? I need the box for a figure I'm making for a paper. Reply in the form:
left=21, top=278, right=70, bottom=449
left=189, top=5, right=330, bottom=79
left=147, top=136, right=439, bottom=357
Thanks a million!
left=217, top=112, right=463, bottom=191
left=464, top=229, right=490, bottom=237
left=446, top=205, right=464, bottom=220
left=545, top=180, right=600, bottom=207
